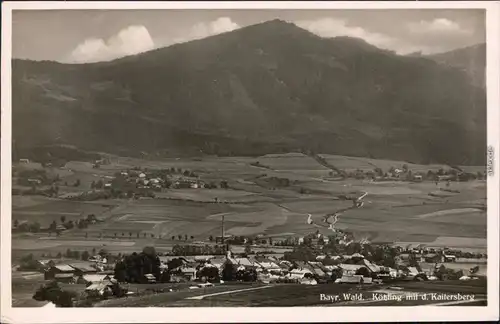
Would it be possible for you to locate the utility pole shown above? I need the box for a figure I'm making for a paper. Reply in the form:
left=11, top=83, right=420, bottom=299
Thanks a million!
left=221, top=215, right=225, bottom=245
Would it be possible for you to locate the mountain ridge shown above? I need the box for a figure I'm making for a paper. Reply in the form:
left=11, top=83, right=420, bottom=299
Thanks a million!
left=12, top=20, right=486, bottom=165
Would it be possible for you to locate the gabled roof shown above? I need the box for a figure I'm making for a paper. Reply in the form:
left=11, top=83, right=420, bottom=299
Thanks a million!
left=339, top=264, right=366, bottom=271
left=311, top=267, right=326, bottom=277
left=209, top=258, right=226, bottom=267
left=279, top=263, right=291, bottom=270
left=234, top=258, right=254, bottom=267
left=289, top=269, right=313, bottom=278
left=70, top=263, right=96, bottom=272
left=194, top=255, right=215, bottom=261
left=359, top=259, right=380, bottom=273
left=86, top=282, right=110, bottom=291
left=257, top=261, right=280, bottom=269
left=53, top=264, right=75, bottom=272
left=54, top=273, right=74, bottom=279
left=81, top=274, right=110, bottom=283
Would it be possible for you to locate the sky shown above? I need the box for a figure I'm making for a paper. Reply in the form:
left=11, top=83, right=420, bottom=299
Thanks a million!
left=12, top=9, right=486, bottom=63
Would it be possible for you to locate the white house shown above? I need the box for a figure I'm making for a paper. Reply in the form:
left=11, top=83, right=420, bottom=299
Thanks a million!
left=339, top=264, right=366, bottom=276
left=288, top=268, right=314, bottom=280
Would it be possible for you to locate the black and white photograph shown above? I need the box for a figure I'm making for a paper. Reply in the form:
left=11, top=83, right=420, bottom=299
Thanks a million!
left=1, top=1, right=499, bottom=323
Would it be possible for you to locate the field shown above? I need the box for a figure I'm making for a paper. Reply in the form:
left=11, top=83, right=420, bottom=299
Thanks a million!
left=12, top=153, right=487, bottom=259
left=92, top=279, right=487, bottom=307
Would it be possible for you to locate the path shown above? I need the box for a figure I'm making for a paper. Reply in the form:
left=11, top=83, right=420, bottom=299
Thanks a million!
left=185, top=285, right=272, bottom=300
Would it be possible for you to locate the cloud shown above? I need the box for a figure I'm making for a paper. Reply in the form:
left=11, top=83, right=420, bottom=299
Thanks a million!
left=295, top=18, right=449, bottom=55
left=68, top=25, right=155, bottom=63
left=296, top=18, right=426, bottom=54
left=296, top=18, right=396, bottom=50
left=172, top=17, right=240, bottom=44
left=67, top=17, right=240, bottom=62
left=407, top=18, right=471, bottom=35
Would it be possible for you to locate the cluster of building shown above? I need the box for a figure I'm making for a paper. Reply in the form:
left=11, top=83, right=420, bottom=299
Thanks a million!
left=35, top=258, right=116, bottom=297
left=158, top=250, right=483, bottom=286
left=113, top=169, right=207, bottom=190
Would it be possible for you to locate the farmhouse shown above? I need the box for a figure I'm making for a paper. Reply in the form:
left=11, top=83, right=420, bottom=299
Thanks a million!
left=85, top=282, right=113, bottom=297
left=408, top=266, right=420, bottom=276
left=75, top=274, right=111, bottom=285
left=288, top=268, right=314, bottom=280
left=359, top=259, right=381, bottom=273
left=255, top=260, right=280, bottom=272
left=307, top=263, right=326, bottom=278
left=44, top=264, right=75, bottom=280
left=143, top=273, right=157, bottom=284
left=423, top=253, right=442, bottom=263
left=339, top=264, right=367, bottom=276
left=194, top=255, right=215, bottom=262
left=337, top=275, right=365, bottom=284
left=215, top=235, right=234, bottom=244
left=33, top=259, right=55, bottom=272
left=180, top=267, right=197, bottom=281
left=443, top=254, right=457, bottom=262
left=234, top=257, right=255, bottom=268
left=54, top=273, right=75, bottom=283
left=70, top=263, right=97, bottom=276
left=28, top=179, right=42, bottom=185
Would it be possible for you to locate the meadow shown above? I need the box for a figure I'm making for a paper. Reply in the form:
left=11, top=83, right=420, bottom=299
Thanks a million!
left=12, top=152, right=487, bottom=258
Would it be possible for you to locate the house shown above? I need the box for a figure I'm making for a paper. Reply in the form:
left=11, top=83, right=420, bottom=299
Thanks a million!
left=207, top=258, right=227, bottom=275
left=215, top=235, right=234, bottom=244
left=350, top=253, right=365, bottom=259
left=181, top=267, right=197, bottom=281
left=413, top=175, right=423, bottom=182
left=143, top=273, right=157, bottom=284
left=315, top=255, right=327, bottom=261
left=19, top=159, right=30, bottom=163
left=35, top=259, right=55, bottom=272
left=308, top=266, right=326, bottom=278
left=75, top=274, right=111, bottom=285
left=339, top=264, right=367, bottom=276
left=337, top=275, right=364, bottom=284
left=234, top=258, right=255, bottom=268
left=300, top=277, right=318, bottom=285
left=44, top=264, right=76, bottom=280
left=69, top=263, right=97, bottom=276
left=28, top=179, right=42, bottom=185
left=308, top=262, right=329, bottom=276
left=443, top=254, right=457, bottom=262
left=194, top=255, right=215, bottom=262
left=407, top=267, right=420, bottom=278
left=85, top=282, right=113, bottom=297
left=358, top=259, right=381, bottom=274
left=55, top=225, right=67, bottom=232
left=288, top=269, right=314, bottom=281
left=423, top=253, right=442, bottom=263
left=438, top=175, right=455, bottom=181
left=54, top=273, right=75, bottom=283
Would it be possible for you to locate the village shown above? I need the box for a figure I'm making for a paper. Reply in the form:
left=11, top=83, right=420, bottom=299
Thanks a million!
left=17, top=230, right=487, bottom=307
left=11, top=153, right=488, bottom=307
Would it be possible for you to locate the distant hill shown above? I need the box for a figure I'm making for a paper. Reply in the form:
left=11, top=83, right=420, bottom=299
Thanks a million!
left=12, top=19, right=486, bottom=165
left=425, top=43, right=486, bottom=89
